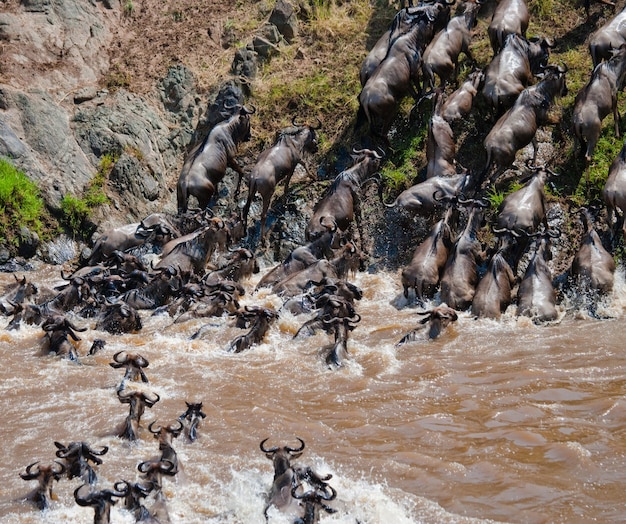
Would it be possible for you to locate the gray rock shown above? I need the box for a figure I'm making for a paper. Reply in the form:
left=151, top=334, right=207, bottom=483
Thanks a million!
left=159, top=64, right=198, bottom=123
left=269, top=0, right=297, bottom=43
left=0, top=118, right=28, bottom=159
left=74, top=87, right=99, bottom=104
left=232, top=45, right=259, bottom=80
left=18, top=226, right=40, bottom=259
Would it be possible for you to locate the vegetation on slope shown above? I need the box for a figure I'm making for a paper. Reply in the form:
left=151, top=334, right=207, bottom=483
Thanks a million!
left=4, top=0, right=626, bottom=255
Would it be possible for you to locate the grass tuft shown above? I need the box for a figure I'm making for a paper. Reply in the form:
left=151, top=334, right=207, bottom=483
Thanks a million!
left=0, top=157, right=45, bottom=246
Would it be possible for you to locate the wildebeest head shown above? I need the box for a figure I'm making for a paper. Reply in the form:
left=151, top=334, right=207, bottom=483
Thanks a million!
left=54, top=441, right=108, bottom=484
left=20, top=461, right=66, bottom=510
left=137, top=459, right=177, bottom=492
left=260, top=437, right=306, bottom=478
left=74, top=482, right=129, bottom=524
left=178, top=401, right=207, bottom=442
left=148, top=419, right=184, bottom=447
left=110, top=351, right=150, bottom=383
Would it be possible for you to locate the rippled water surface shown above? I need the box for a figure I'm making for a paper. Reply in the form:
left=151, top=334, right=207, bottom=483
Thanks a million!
left=1, top=266, right=626, bottom=523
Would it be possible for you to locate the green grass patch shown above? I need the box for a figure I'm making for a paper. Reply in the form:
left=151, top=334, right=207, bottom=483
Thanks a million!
left=0, top=157, right=45, bottom=246
left=576, top=132, right=622, bottom=200
left=61, top=154, right=114, bottom=237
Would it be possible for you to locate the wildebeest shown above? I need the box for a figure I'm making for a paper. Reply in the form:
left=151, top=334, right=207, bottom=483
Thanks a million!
left=88, top=223, right=154, bottom=266
left=322, top=312, right=360, bottom=368
left=117, top=387, right=160, bottom=441
left=109, top=351, right=150, bottom=385
left=95, top=299, right=142, bottom=334
left=305, top=148, right=383, bottom=242
left=572, top=44, right=626, bottom=166
left=120, top=265, right=181, bottom=310
left=493, top=162, right=554, bottom=237
left=396, top=304, right=458, bottom=344
left=0, top=275, right=38, bottom=315
left=589, top=5, right=626, bottom=67
left=260, top=437, right=305, bottom=518
left=173, top=281, right=242, bottom=324
left=228, top=306, right=279, bottom=352
left=54, top=441, right=108, bottom=485
left=178, top=401, right=207, bottom=442
left=113, top=480, right=154, bottom=523
left=439, top=199, right=486, bottom=310
left=148, top=420, right=184, bottom=474
left=293, top=293, right=360, bottom=338
left=154, top=216, right=226, bottom=275
left=401, top=205, right=454, bottom=303
left=291, top=481, right=337, bottom=524
left=357, top=7, right=441, bottom=143
left=483, top=65, right=568, bottom=182
left=482, top=33, right=553, bottom=115
left=271, top=243, right=362, bottom=298
left=603, top=140, right=626, bottom=240
left=425, top=90, right=458, bottom=178
left=242, top=118, right=321, bottom=240
left=176, top=104, right=255, bottom=213
left=359, top=1, right=452, bottom=87
left=41, top=314, right=87, bottom=361
left=256, top=219, right=338, bottom=289
left=487, top=0, right=529, bottom=54
left=422, top=0, right=483, bottom=90
left=20, top=461, right=65, bottom=510
left=137, top=459, right=177, bottom=493
left=74, top=482, right=128, bottom=524
left=516, top=230, right=559, bottom=322
left=207, top=247, right=259, bottom=283
left=381, top=170, right=476, bottom=215
left=440, top=68, right=484, bottom=124
left=471, top=240, right=516, bottom=319
left=570, top=208, right=616, bottom=296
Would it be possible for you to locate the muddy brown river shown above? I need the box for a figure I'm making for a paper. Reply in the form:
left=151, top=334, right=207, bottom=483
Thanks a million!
left=1, top=264, right=625, bottom=523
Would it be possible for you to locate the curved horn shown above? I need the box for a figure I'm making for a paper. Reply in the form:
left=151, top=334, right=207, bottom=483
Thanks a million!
left=143, top=391, right=160, bottom=406
left=312, top=116, right=323, bottom=130
left=52, top=461, right=66, bottom=476
left=73, top=484, right=94, bottom=506
left=117, top=388, right=134, bottom=402
left=259, top=438, right=279, bottom=454
left=88, top=445, right=109, bottom=456
left=20, top=462, right=41, bottom=480
left=169, top=419, right=185, bottom=433
left=54, top=442, right=70, bottom=458
left=242, top=104, right=256, bottom=114
left=111, top=351, right=128, bottom=366
left=286, top=437, right=305, bottom=453
left=148, top=420, right=162, bottom=435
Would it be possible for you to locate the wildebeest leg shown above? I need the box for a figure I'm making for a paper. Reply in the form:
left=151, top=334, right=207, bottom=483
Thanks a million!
left=353, top=198, right=365, bottom=253
left=613, top=100, right=621, bottom=138
left=260, top=194, right=272, bottom=241
left=531, top=136, right=539, bottom=166
left=228, top=159, right=246, bottom=201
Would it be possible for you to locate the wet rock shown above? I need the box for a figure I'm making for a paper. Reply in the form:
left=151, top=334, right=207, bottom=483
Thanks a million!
left=269, top=0, right=298, bottom=43
left=17, top=226, right=40, bottom=259
left=0, top=245, right=10, bottom=264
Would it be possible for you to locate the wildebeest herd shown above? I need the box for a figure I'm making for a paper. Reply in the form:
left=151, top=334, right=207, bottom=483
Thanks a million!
left=6, top=0, right=626, bottom=521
